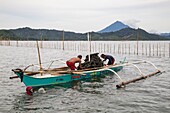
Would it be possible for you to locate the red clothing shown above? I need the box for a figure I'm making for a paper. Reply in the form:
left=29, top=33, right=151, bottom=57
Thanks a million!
left=26, top=86, right=33, bottom=96
left=66, top=61, right=76, bottom=70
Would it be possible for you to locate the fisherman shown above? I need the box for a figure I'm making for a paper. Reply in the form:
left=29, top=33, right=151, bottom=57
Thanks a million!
left=26, top=87, right=46, bottom=96
left=26, top=86, right=34, bottom=96
left=100, top=54, right=115, bottom=66
left=66, top=55, right=82, bottom=70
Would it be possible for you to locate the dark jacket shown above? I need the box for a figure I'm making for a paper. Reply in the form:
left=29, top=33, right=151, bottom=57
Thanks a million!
left=104, top=55, right=115, bottom=65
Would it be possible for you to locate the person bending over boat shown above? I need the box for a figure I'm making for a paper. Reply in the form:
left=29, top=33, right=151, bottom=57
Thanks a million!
left=66, top=55, right=82, bottom=70
left=101, top=54, right=115, bottom=66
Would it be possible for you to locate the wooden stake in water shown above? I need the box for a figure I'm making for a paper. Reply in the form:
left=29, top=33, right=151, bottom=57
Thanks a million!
left=149, top=44, right=151, bottom=56
left=62, top=30, right=64, bottom=50
left=118, top=44, right=119, bottom=54
left=17, top=40, right=18, bottom=47
left=169, top=43, right=170, bottom=58
left=118, top=44, right=120, bottom=54
left=122, top=43, right=124, bottom=54
left=137, top=29, right=139, bottom=55
left=146, top=44, right=147, bottom=56
left=121, top=43, right=124, bottom=54
left=104, top=43, right=106, bottom=53
left=159, top=43, right=161, bottom=57
left=36, top=41, right=43, bottom=75
left=113, top=43, right=114, bottom=54
left=109, top=43, right=111, bottom=53
left=90, top=33, right=92, bottom=53
left=87, top=33, right=91, bottom=61
left=163, top=43, right=165, bottom=57
left=120, top=44, right=121, bottom=54
left=153, top=44, right=154, bottom=56
left=136, top=40, right=138, bottom=55
left=134, top=44, right=136, bottom=55
left=125, top=43, right=126, bottom=54
left=142, top=43, right=144, bottom=55
left=129, top=43, right=130, bottom=55
left=157, top=43, right=158, bottom=56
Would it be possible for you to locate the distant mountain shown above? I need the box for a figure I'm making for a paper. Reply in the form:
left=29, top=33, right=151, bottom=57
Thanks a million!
left=0, top=27, right=169, bottom=41
left=113, top=28, right=165, bottom=40
left=91, top=28, right=166, bottom=40
left=0, top=27, right=86, bottom=40
left=98, top=21, right=130, bottom=33
left=160, top=33, right=170, bottom=38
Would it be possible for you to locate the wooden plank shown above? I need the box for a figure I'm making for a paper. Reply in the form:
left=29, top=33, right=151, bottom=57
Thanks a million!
left=9, top=76, right=19, bottom=79
left=51, top=71, right=85, bottom=75
left=44, top=66, right=69, bottom=71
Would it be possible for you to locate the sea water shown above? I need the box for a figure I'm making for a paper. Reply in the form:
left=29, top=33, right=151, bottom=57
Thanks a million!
left=0, top=42, right=170, bottom=113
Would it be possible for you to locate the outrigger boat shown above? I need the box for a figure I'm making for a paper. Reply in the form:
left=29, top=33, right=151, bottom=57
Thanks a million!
left=10, top=41, right=162, bottom=89
left=11, top=60, right=124, bottom=88
left=11, top=58, right=161, bottom=89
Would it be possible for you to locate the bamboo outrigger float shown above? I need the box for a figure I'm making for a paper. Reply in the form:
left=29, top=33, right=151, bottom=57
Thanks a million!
left=114, top=60, right=161, bottom=88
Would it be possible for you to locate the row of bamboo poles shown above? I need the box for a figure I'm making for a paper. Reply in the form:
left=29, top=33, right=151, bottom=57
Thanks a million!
left=0, top=40, right=170, bottom=57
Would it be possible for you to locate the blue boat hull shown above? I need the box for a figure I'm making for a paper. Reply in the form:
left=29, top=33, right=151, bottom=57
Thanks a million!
left=13, top=65, right=123, bottom=88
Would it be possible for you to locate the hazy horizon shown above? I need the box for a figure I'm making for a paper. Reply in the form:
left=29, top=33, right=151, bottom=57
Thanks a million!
left=0, top=0, right=170, bottom=33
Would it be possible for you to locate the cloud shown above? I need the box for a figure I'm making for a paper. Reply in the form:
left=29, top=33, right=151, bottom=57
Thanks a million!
left=124, top=19, right=140, bottom=29
left=0, top=0, right=169, bottom=32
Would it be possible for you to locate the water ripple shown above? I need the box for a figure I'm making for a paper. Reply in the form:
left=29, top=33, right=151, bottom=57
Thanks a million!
left=0, top=45, right=170, bottom=113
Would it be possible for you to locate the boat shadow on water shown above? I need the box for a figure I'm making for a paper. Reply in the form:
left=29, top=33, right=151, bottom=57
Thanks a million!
left=9, top=75, right=109, bottom=112
left=32, top=74, right=107, bottom=95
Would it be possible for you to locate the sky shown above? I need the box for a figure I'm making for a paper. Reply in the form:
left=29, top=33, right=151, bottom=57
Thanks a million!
left=0, top=0, right=170, bottom=33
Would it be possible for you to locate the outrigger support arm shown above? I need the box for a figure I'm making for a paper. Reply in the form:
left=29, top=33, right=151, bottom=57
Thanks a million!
left=130, top=64, right=145, bottom=77
left=116, top=60, right=161, bottom=89
left=106, top=68, right=124, bottom=83
left=142, top=60, right=160, bottom=71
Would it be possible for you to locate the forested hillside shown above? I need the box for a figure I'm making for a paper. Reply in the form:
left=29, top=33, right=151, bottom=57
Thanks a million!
left=0, top=27, right=168, bottom=41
